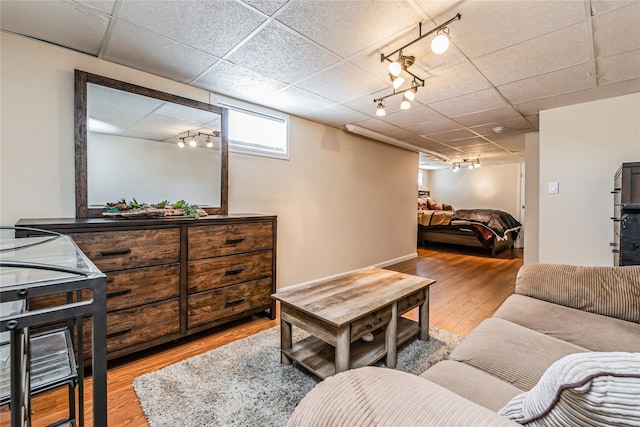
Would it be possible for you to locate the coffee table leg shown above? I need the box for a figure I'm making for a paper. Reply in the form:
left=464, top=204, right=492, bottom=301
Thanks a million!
left=281, top=318, right=292, bottom=365
left=419, top=287, right=430, bottom=340
left=335, top=326, right=350, bottom=374
left=386, top=303, right=398, bottom=368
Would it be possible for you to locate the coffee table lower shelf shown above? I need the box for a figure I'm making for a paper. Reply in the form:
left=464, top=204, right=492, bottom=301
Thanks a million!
left=282, top=317, right=420, bottom=379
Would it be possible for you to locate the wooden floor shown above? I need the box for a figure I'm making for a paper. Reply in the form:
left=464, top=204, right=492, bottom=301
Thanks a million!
left=2, top=245, right=522, bottom=427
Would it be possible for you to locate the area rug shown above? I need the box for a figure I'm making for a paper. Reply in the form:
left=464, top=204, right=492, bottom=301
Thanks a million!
left=133, top=326, right=463, bottom=427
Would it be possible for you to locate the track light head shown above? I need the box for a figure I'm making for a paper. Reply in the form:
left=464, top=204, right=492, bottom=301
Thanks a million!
left=391, top=74, right=405, bottom=90
left=178, top=139, right=185, bottom=148
left=400, top=96, right=411, bottom=110
left=375, top=101, right=386, bottom=117
left=205, top=136, right=213, bottom=148
left=431, top=27, right=450, bottom=54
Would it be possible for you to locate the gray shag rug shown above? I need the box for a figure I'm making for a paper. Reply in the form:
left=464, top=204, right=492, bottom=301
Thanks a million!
left=133, top=326, right=463, bottom=427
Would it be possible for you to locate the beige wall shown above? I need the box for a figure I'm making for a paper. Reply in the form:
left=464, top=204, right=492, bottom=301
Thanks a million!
left=539, top=93, right=640, bottom=266
left=427, top=163, right=522, bottom=218
left=524, top=132, right=540, bottom=264
left=0, top=33, right=418, bottom=288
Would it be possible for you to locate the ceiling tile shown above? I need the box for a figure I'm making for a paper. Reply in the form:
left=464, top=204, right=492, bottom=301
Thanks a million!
left=429, top=88, right=507, bottom=117
left=385, top=127, right=419, bottom=140
left=514, top=78, right=640, bottom=116
left=117, top=0, right=265, bottom=57
left=591, top=0, right=637, bottom=16
left=227, top=22, right=340, bottom=85
left=424, top=128, right=477, bottom=142
left=415, top=61, right=491, bottom=104
left=302, top=105, right=371, bottom=129
left=0, top=0, right=109, bottom=55
left=497, top=63, right=595, bottom=105
left=193, top=60, right=288, bottom=106
left=351, top=118, right=403, bottom=134
left=452, top=106, right=523, bottom=128
left=270, top=86, right=336, bottom=115
left=423, top=0, right=586, bottom=59
left=76, top=0, right=116, bottom=14
left=592, top=2, right=640, bottom=59
left=469, top=118, right=535, bottom=137
left=276, top=0, right=421, bottom=58
left=296, top=61, right=387, bottom=103
left=444, top=136, right=493, bottom=148
left=489, top=134, right=526, bottom=154
left=473, top=23, right=591, bottom=86
left=104, top=21, right=218, bottom=83
left=379, top=105, right=443, bottom=128
left=401, top=136, right=454, bottom=153
left=596, top=49, right=640, bottom=85
left=404, top=117, right=461, bottom=135
left=241, top=0, right=289, bottom=16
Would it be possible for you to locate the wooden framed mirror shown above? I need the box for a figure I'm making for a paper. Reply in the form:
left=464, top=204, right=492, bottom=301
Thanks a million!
left=74, top=69, right=228, bottom=218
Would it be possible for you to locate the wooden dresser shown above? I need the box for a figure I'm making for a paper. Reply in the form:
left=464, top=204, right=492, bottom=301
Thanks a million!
left=613, top=162, right=640, bottom=266
left=15, top=214, right=276, bottom=360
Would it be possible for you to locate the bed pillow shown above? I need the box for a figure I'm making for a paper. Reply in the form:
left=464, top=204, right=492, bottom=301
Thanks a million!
left=426, top=197, right=438, bottom=210
left=498, top=352, right=640, bottom=426
left=418, top=197, right=428, bottom=209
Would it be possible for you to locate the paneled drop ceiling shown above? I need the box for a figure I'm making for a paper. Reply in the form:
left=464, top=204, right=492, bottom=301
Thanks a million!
left=2, top=0, right=639, bottom=168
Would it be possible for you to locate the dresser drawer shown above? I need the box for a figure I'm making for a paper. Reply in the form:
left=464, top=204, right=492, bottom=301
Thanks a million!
left=70, top=228, right=180, bottom=272
left=83, top=299, right=180, bottom=358
left=187, top=278, right=272, bottom=329
left=101, top=265, right=180, bottom=311
left=187, top=251, right=272, bottom=294
left=398, top=289, right=426, bottom=314
left=188, top=222, right=273, bottom=259
left=351, top=306, right=392, bottom=342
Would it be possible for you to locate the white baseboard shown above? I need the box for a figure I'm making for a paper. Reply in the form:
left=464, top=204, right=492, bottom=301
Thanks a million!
left=373, top=252, right=417, bottom=268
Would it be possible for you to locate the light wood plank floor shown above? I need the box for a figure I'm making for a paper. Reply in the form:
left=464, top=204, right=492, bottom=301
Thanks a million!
left=2, top=246, right=522, bottom=427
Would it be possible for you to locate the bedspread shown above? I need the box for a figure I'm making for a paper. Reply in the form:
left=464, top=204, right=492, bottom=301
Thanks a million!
left=451, top=209, right=522, bottom=240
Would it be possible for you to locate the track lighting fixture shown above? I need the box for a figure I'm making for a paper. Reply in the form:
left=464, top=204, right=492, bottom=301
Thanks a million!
left=375, top=13, right=461, bottom=116
left=177, top=130, right=220, bottom=149
left=452, top=158, right=480, bottom=171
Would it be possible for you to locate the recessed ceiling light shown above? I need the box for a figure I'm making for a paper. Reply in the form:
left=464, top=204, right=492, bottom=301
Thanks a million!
left=492, top=126, right=506, bottom=134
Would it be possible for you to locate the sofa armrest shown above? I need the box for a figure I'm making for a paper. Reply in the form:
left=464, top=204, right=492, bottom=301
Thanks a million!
left=287, top=367, right=518, bottom=427
left=515, top=263, right=640, bottom=323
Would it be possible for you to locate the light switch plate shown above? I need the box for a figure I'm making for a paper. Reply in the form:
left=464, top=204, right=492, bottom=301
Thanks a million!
left=548, top=182, right=559, bottom=194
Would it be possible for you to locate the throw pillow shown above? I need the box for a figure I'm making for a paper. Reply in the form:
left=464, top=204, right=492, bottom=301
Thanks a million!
left=498, top=352, right=640, bottom=426
left=426, top=197, right=438, bottom=210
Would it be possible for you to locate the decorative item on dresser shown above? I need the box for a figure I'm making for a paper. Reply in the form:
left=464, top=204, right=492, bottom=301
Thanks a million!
left=613, top=162, right=640, bottom=265
left=15, top=214, right=277, bottom=361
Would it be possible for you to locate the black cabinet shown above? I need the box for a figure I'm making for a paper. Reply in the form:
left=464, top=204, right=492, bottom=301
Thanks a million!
left=613, top=162, right=640, bottom=266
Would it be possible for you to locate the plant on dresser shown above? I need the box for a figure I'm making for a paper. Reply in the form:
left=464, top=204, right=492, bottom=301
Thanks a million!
left=15, top=214, right=276, bottom=361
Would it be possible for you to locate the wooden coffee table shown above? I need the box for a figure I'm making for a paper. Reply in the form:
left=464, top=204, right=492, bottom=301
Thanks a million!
left=271, top=267, right=434, bottom=379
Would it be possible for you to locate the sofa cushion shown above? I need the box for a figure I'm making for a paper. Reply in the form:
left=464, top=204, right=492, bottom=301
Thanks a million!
left=515, top=264, right=640, bottom=323
left=494, top=294, right=640, bottom=353
left=499, top=352, right=640, bottom=426
left=287, top=366, right=519, bottom=427
left=421, top=360, right=524, bottom=411
left=449, top=318, right=589, bottom=390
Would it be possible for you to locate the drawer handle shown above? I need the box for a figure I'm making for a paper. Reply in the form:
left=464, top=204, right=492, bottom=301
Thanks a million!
left=611, top=217, right=620, bottom=222
left=225, top=267, right=245, bottom=276
left=100, top=248, right=131, bottom=257
left=225, top=237, right=245, bottom=245
left=610, top=242, right=619, bottom=247
left=612, top=249, right=620, bottom=253
left=225, top=298, right=245, bottom=307
left=612, top=188, right=621, bottom=193
left=365, top=317, right=384, bottom=329
left=107, top=327, right=132, bottom=338
left=107, top=288, right=132, bottom=298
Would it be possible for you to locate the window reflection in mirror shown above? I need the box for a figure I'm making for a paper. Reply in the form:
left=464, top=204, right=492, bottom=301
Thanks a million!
left=86, top=83, right=222, bottom=208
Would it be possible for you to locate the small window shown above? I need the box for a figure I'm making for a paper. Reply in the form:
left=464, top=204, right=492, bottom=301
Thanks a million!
left=215, top=97, right=289, bottom=160
left=418, top=170, right=423, bottom=186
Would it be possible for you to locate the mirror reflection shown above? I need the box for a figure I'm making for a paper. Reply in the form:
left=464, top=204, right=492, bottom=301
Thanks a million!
left=86, top=83, right=222, bottom=208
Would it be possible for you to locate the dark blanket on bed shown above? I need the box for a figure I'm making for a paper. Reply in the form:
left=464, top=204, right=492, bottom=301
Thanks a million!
left=452, top=209, right=522, bottom=239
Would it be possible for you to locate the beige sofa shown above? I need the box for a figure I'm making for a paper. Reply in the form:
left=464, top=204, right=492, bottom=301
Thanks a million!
left=288, top=264, right=640, bottom=426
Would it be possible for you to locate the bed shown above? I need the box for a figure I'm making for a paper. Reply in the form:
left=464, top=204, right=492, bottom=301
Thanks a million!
left=417, top=192, right=522, bottom=257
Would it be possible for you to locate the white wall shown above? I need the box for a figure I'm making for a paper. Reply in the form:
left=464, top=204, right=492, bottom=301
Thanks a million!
left=427, top=163, right=522, bottom=218
left=524, top=132, right=540, bottom=264
left=0, top=33, right=418, bottom=288
left=539, top=93, right=640, bottom=266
